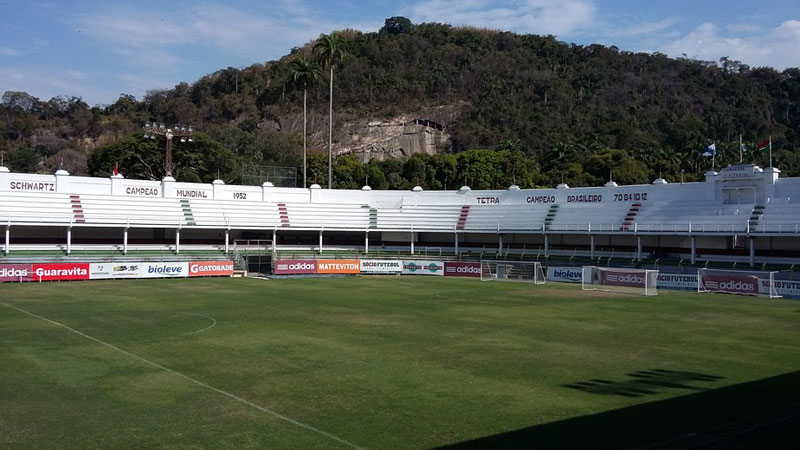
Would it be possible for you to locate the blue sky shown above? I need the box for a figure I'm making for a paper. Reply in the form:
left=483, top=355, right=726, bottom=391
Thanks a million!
left=2, top=0, right=799, bottom=106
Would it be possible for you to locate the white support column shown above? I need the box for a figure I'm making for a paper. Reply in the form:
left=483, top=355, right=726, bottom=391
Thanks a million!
left=272, top=228, right=277, bottom=254
left=364, top=231, right=369, bottom=254
left=175, top=228, right=181, bottom=254
left=410, top=231, right=415, bottom=255
left=590, top=235, right=595, bottom=258
left=749, top=236, right=756, bottom=267
left=498, top=234, right=503, bottom=253
left=454, top=233, right=459, bottom=255
left=4, top=226, right=10, bottom=256
left=123, top=227, right=128, bottom=255
left=66, top=227, right=72, bottom=256
left=319, top=230, right=323, bottom=254
left=690, top=236, right=697, bottom=264
left=636, top=235, right=642, bottom=261
left=224, top=229, right=230, bottom=254
left=544, top=234, right=549, bottom=255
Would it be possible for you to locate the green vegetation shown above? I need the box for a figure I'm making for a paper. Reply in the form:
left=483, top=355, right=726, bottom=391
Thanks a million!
left=2, top=277, right=799, bottom=449
left=2, top=18, right=800, bottom=186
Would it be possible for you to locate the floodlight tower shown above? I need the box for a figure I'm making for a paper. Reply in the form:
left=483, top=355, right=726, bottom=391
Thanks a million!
left=143, top=122, right=194, bottom=178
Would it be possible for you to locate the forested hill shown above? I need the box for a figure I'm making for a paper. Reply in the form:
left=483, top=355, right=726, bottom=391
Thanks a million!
left=2, top=17, right=800, bottom=189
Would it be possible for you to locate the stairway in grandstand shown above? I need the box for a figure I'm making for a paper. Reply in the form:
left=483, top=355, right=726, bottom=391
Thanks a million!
left=457, top=206, right=469, bottom=230
left=544, top=204, right=558, bottom=230
left=620, top=203, right=641, bottom=231
left=366, top=206, right=378, bottom=230
left=277, top=203, right=290, bottom=227
left=749, top=204, right=764, bottom=231
left=69, top=195, right=86, bottom=223
left=180, top=199, right=197, bottom=226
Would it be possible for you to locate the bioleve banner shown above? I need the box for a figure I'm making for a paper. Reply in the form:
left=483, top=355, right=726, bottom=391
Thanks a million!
left=317, top=259, right=360, bottom=274
left=274, top=260, right=317, bottom=275
left=547, top=266, right=582, bottom=283
left=140, top=262, right=189, bottom=279
left=444, top=262, right=483, bottom=278
left=360, top=259, right=402, bottom=274
left=0, top=264, right=34, bottom=282
left=89, top=263, right=141, bottom=280
left=402, top=260, right=444, bottom=276
left=189, top=261, right=234, bottom=277
left=31, top=263, right=90, bottom=281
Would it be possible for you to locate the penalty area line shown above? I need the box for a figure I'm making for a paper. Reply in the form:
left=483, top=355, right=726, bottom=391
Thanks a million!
left=0, top=301, right=363, bottom=450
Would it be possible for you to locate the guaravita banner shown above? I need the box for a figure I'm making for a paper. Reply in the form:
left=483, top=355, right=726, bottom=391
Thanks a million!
left=402, top=260, right=444, bottom=276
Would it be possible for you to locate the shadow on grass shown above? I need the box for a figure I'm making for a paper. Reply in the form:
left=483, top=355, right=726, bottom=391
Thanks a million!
left=435, top=371, right=800, bottom=450
left=562, top=369, right=724, bottom=398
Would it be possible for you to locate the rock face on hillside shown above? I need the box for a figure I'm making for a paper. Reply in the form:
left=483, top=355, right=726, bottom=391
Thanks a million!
left=276, top=103, right=467, bottom=162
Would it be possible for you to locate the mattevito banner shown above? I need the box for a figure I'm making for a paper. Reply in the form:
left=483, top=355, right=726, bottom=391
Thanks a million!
left=444, top=262, right=483, bottom=278
left=0, top=264, right=35, bottom=282
left=89, top=263, right=141, bottom=280
left=402, top=260, right=444, bottom=276
left=317, top=260, right=360, bottom=274
left=360, top=259, right=402, bottom=274
left=140, top=262, right=189, bottom=279
left=189, top=261, right=234, bottom=277
left=31, top=263, right=90, bottom=281
left=274, top=260, right=317, bottom=275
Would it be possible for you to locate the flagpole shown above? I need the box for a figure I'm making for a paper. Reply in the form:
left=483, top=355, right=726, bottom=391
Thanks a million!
left=739, top=135, right=743, bottom=164
left=769, top=136, right=773, bottom=168
left=712, top=142, right=715, bottom=171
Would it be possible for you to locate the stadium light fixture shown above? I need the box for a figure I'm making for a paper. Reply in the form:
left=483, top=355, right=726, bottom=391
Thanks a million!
left=142, top=121, right=195, bottom=177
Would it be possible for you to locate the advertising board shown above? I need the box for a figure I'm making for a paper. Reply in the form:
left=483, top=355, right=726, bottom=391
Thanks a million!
left=601, top=269, right=647, bottom=288
left=89, top=263, right=141, bottom=279
left=402, top=260, right=444, bottom=276
left=0, top=264, right=34, bottom=282
left=656, top=273, right=698, bottom=291
left=701, top=273, right=759, bottom=295
left=444, top=262, right=483, bottom=278
left=31, top=263, right=90, bottom=281
left=274, top=260, right=317, bottom=275
left=189, top=261, right=234, bottom=277
left=317, top=260, right=360, bottom=274
left=547, top=266, right=582, bottom=283
left=360, top=259, right=402, bottom=274
left=140, top=262, right=189, bottom=279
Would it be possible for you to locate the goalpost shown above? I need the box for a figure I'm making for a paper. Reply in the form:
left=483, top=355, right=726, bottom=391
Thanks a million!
left=481, top=260, right=546, bottom=284
left=581, top=266, right=659, bottom=296
left=697, top=268, right=781, bottom=299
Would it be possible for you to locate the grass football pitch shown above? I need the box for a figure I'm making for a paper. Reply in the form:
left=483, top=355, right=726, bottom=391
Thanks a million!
left=2, top=276, right=800, bottom=449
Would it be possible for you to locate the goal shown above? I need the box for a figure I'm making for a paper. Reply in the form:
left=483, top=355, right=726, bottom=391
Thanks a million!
left=697, top=268, right=781, bottom=298
left=581, top=266, right=659, bottom=296
left=481, top=260, right=546, bottom=284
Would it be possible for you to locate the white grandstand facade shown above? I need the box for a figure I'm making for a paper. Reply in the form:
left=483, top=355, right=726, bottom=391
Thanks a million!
left=1, top=163, right=799, bottom=266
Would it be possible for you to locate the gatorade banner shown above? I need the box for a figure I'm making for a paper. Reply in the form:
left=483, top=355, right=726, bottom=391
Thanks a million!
left=189, top=261, right=234, bottom=277
left=317, top=259, right=360, bottom=274
left=0, top=264, right=34, bottom=282
left=31, top=263, right=90, bottom=281
left=89, top=263, right=141, bottom=279
left=140, top=262, right=189, bottom=279
left=444, top=262, right=483, bottom=278
left=402, top=260, right=444, bottom=276
left=274, top=260, right=317, bottom=275
left=360, top=260, right=402, bottom=274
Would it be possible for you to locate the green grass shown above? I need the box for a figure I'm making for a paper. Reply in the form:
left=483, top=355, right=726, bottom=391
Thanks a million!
left=1, top=277, right=799, bottom=449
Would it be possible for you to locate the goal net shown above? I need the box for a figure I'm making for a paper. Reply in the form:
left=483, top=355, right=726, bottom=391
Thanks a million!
left=697, top=268, right=781, bottom=298
left=481, top=260, right=546, bottom=284
left=581, top=266, right=659, bottom=296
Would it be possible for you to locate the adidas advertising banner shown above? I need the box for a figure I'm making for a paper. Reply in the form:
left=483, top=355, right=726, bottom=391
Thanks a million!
left=31, top=263, right=90, bottom=281
left=0, top=264, right=35, bottom=282
left=189, top=261, right=234, bottom=277
left=444, top=262, right=483, bottom=278
left=89, top=263, right=141, bottom=280
left=402, top=260, right=444, bottom=276
left=139, top=262, right=189, bottom=279
left=700, top=273, right=759, bottom=295
left=360, top=259, right=402, bottom=274
left=547, top=267, right=583, bottom=283
left=317, top=259, right=361, bottom=274
left=274, top=260, right=317, bottom=275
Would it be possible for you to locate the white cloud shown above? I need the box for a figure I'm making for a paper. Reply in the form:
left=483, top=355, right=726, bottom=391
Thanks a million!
left=0, top=67, right=116, bottom=105
left=0, top=47, right=20, bottom=56
left=406, top=0, right=597, bottom=35
left=658, top=20, right=800, bottom=69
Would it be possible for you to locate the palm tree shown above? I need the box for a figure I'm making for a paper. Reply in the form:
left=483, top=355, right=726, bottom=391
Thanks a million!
left=314, top=32, right=348, bottom=189
left=289, top=56, right=322, bottom=188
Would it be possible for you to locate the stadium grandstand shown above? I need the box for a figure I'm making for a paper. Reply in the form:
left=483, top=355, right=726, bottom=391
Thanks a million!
left=2, top=163, right=799, bottom=267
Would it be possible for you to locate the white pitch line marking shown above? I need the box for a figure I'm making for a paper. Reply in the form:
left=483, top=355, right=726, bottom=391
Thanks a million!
left=1, top=301, right=363, bottom=450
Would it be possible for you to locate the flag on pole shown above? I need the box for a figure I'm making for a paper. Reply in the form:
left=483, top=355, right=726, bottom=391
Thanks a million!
left=701, top=143, right=716, bottom=157
left=756, top=137, right=772, bottom=152
left=113, top=162, right=119, bottom=176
